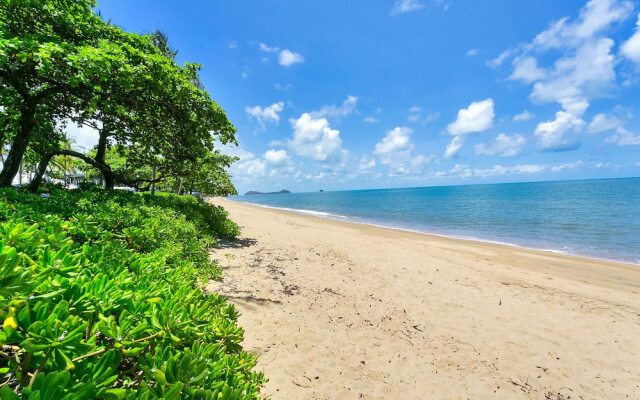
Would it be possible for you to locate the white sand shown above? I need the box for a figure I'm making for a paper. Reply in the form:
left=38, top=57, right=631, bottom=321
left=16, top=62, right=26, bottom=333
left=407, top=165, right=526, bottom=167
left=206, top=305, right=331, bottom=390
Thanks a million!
left=208, top=199, right=640, bottom=400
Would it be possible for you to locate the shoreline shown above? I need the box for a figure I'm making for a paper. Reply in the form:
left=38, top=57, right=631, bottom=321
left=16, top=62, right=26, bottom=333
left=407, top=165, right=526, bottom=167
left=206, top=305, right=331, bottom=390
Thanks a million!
left=208, top=198, right=640, bottom=399
left=227, top=198, right=640, bottom=267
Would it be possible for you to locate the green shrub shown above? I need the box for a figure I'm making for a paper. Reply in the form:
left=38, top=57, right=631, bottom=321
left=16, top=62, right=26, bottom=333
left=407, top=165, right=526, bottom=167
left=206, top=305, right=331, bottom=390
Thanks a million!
left=0, top=188, right=263, bottom=399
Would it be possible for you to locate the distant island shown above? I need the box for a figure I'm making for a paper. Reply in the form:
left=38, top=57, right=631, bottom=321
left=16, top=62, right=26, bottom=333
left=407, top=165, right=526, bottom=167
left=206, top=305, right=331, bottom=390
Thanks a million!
left=244, top=189, right=291, bottom=195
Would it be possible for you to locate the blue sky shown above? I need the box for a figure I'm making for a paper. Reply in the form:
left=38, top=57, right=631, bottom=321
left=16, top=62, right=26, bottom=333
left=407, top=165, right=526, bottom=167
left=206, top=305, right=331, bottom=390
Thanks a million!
left=78, top=0, right=640, bottom=193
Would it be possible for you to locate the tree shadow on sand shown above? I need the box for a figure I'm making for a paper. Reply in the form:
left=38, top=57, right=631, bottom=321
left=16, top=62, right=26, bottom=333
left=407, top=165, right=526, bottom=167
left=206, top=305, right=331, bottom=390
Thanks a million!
left=217, top=237, right=257, bottom=249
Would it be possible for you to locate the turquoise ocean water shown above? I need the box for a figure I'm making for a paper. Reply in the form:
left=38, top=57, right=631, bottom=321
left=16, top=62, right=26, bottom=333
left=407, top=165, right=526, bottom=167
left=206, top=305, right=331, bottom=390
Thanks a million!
left=232, top=178, right=640, bottom=264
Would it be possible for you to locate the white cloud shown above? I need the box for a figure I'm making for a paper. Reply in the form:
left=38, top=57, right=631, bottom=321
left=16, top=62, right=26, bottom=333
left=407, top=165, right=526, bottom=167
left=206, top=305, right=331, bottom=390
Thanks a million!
left=534, top=99, right=588, bottom=150
left=530, top=38, right=616, bottom=104
left=587, top=112, right=622, bottom=133
left=264, top=149, right=289, bottom=166
left=235, top=158, right=267, bottom=179
left=475, top=133, right=527, bottom=157
left=605, top=127, right=640, bottom=145
left=311, top=96, right=358, bottom=119
left=621, top=14, right=640, bottom=63
left=390, top=0, right=425, bottom=15
left=245, top=102, right=285, bottom=128
left=289, top=113, right=347, bottom=163
left=488, top=48, right=516, bottom=68
left=435, top=163, right=546, bottom=179
left=279, top=49, right=305, bottom=67
left=274, top=83, right=293, bottom=91
left=466, top=48, right=479, bottom=57
left=509, top=57, right=546, bottom=83
left=227, top=145, right=296, bottom=186
left=447, top=98, right=494, bottom=135
left=513, top=110, right=534, bottom=122
left=551, top=160, right=583, bottom=172
left=374, top=127, right=413, bottom=155
left=363, top=116, right=380, bottom=124
left=473, top=164, right=545, bottom=177
left=358, top=156, right=377, bottom=173
left=444, top=136, right=464, bottom=159
left=494, top=0, right=633, bottom=151
left=259, top=43, right=279, bottom=53
left=374, top=127, right=433, bottom=175
left=530, top=0, right=632, bottom=50
left=407, top=106, right=439, bottom=124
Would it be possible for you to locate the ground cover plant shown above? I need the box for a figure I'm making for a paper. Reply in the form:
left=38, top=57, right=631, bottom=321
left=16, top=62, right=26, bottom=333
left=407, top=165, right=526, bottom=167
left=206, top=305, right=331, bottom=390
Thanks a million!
left=0, top=187, right=263, bottom=399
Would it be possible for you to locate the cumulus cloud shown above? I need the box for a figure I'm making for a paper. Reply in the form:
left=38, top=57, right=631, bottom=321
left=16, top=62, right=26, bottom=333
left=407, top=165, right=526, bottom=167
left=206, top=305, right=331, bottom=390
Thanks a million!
left=264, top=149, right=289, bottom=166
left=374, top=127, right=413, bottom=155
left=444, top=136, right=464, bottom=159
left=447, top=98, right=495, bottom=135
left=587, top=112, right=622, bottom=133
left=258, top=43, right=305, bottom=67
left=534, top=99, right=587, bottom=151
left=288, top=113, right=347, bottom=163
left=358, top=156, right=377, bottom=173
left=245, top=102, right=285, bottom=128
left=513, top=110, right=534, bottom=122
left=279, top=49, right=305, bottom=67
left=227, top=145, right=295, bottom=187
left=390, top=0, right=425, bottom=15
left=311, top=96, right=358, bottom=119
left=475, top=133, right=527, bottom=157
left=235, top=158, right=267, bottom=179
left=493, top=0, right=634, bottom=150
left=509, top=57, right=546, bottom=83
left=621, top=14, right=640, bottom=63
left=374, top=127, right=432, bottom=175
left=530, top=37, right=616, bottom=104
left=605, top=127, right=640, bottom=145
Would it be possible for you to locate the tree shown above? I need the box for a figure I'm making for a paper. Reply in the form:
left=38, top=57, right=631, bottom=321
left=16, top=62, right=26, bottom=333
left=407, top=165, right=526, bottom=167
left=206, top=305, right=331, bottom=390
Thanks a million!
left=159, top=151, right=239, bottom=196
left=2, top=2, right=237, bottom=192
left=0, top=0, right=107, bottom=186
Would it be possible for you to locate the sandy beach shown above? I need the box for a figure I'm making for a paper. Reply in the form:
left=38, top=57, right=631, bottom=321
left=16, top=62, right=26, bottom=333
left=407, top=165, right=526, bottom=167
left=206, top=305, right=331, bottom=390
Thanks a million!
left=207, top=198, right=640, bottom=399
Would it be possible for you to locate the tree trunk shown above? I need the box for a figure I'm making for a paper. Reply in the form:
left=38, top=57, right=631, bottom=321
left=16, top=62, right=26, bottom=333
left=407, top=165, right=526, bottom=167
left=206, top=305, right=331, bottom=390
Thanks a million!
left=95, top=129, right=108, bottom=163
left=151, top=164, right=156, bottom=195
left=177, top=178, right=184, bottom=195
left=28, top=153, right=54, bottom=193
left=0, top=103, right=36, bottom=187
left=104, top=171, right=114, bottom=189
left=95, top=129, right=114, bottom=188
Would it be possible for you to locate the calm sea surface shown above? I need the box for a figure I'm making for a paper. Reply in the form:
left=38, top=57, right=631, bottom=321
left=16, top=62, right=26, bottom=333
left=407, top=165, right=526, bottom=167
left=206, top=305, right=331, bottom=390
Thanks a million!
left=232, top=178, right=640, bottom=264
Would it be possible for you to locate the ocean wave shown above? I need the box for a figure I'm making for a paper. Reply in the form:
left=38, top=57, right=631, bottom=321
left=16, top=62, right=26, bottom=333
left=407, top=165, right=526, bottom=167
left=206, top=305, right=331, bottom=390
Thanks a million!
left=227, top=200, right=349, bottom=219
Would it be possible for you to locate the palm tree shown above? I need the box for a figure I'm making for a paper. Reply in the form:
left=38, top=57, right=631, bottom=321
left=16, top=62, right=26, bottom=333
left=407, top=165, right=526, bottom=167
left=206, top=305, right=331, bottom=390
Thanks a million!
left=151, top=30, right=177, bottom=60
left=48, top=136, right=76, bottom=178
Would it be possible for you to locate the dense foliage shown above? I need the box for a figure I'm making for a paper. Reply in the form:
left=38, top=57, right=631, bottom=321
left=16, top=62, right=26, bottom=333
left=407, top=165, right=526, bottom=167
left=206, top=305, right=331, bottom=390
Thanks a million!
left=0, top=0, right=239, bottom=195
left=0, top=188, right=264, bottom=399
